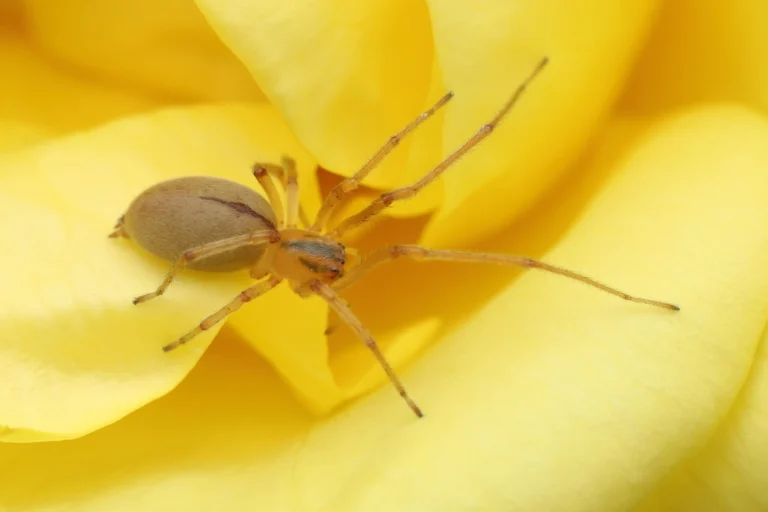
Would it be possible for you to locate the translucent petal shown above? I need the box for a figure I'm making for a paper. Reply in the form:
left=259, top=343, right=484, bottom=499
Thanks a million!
left=196, top=0, right=437, bottom=189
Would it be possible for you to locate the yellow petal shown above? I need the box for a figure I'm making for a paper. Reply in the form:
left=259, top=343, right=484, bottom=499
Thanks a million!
left=315, top=105, right=768, bottom=510
left=0, top=120, right=51, bottom=153
left=635, top=329, right=768, bottom=511
left=0, top=102, right=318, bottom=441
left=23, top=0, right=264, bottom=101
left=0, top=333, right=315, bottom=509
left=0, top=0, right=23, bottom=29
left=0, top=32, right=159, bottom=134
left=327, top=114, right=656, bottom=407
left=196, top=0, right=438, bottom=189
left=2, top=104, right=766, bottom=511
left=620, top=0, right=768, bottom=114
left=312, top=59, right=448, bottom=221
left=422, top=0, right=661, bottom=246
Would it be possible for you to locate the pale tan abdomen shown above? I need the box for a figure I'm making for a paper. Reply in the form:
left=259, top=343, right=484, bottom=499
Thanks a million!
left=123, top=176, right=277, bottom=272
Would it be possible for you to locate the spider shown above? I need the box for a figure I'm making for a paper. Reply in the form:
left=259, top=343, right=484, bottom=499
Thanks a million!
left=110, top=57, right=679, bottom=418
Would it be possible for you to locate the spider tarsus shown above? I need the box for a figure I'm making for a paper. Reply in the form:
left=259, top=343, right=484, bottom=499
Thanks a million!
left=637, top=297, right=679, bottom=311
left=132, top=293, right=157, bottom=305
left=401, top=392, right=423, bottom=418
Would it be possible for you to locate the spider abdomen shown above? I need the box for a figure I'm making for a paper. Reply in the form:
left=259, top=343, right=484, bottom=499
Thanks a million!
left=122, top=176, right=277, bottom=272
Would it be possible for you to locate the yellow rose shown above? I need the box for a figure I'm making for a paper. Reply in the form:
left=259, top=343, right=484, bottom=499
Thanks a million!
left=2, top=0, right=767, bottom=510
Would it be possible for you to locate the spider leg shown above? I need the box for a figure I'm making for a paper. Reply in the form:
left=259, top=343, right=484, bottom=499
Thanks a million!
left=281, top=156, right=303, bottom=228
left=162, top=276, right=282, bottom=351
left=252, top=163, right=286, bottom=228
left=333, top=245, right=679, bottom=311
left=256, top=157, right=311, bottom=228
left=133, top=230, right=279, bottom=304
left=309, top=280, right=423, bottom=418
left=329, top=57, right=549, bottom=238
left=311, top=91, right=454, bottom=233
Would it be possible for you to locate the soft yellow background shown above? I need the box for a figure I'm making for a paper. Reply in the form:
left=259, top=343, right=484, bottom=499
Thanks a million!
left=1, top=0, right=767, bottom=510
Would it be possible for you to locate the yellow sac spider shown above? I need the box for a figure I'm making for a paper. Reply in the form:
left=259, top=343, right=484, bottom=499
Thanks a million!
left=110, top=58, right=679, bottom=418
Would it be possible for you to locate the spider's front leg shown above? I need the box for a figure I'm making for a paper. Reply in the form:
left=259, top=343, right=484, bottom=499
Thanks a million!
left=252, top=156, right=310, bottom=229
left=328, top=59, right=549, bottom=238
left=311, top=91, right=455, bottom=233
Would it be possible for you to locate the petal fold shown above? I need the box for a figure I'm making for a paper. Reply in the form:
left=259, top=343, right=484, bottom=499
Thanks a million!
left=23, top=0, right=264, bottom=101
left=636, top=327, right=768, bottom=511
left=196, top=0, right=438, bottom=189
left=0, top=33, right=159, bottom=135
left=0, top=120, right=51, bottom=153
left=0, top=334, right=314, bottom=510
left=620, top=0, right=768, bottom=115
left=422, top=0, right=661, bottom=246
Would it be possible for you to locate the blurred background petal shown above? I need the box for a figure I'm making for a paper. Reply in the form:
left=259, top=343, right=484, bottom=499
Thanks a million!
left=0, top=0, right=24, bottom=31
left=0, top=119, right=52, bottom=153
left=0, top=32, right=160, bottom=136
left=22, top=0, right=264, bottom=102
left=619, top=0, right=768, bottom=115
